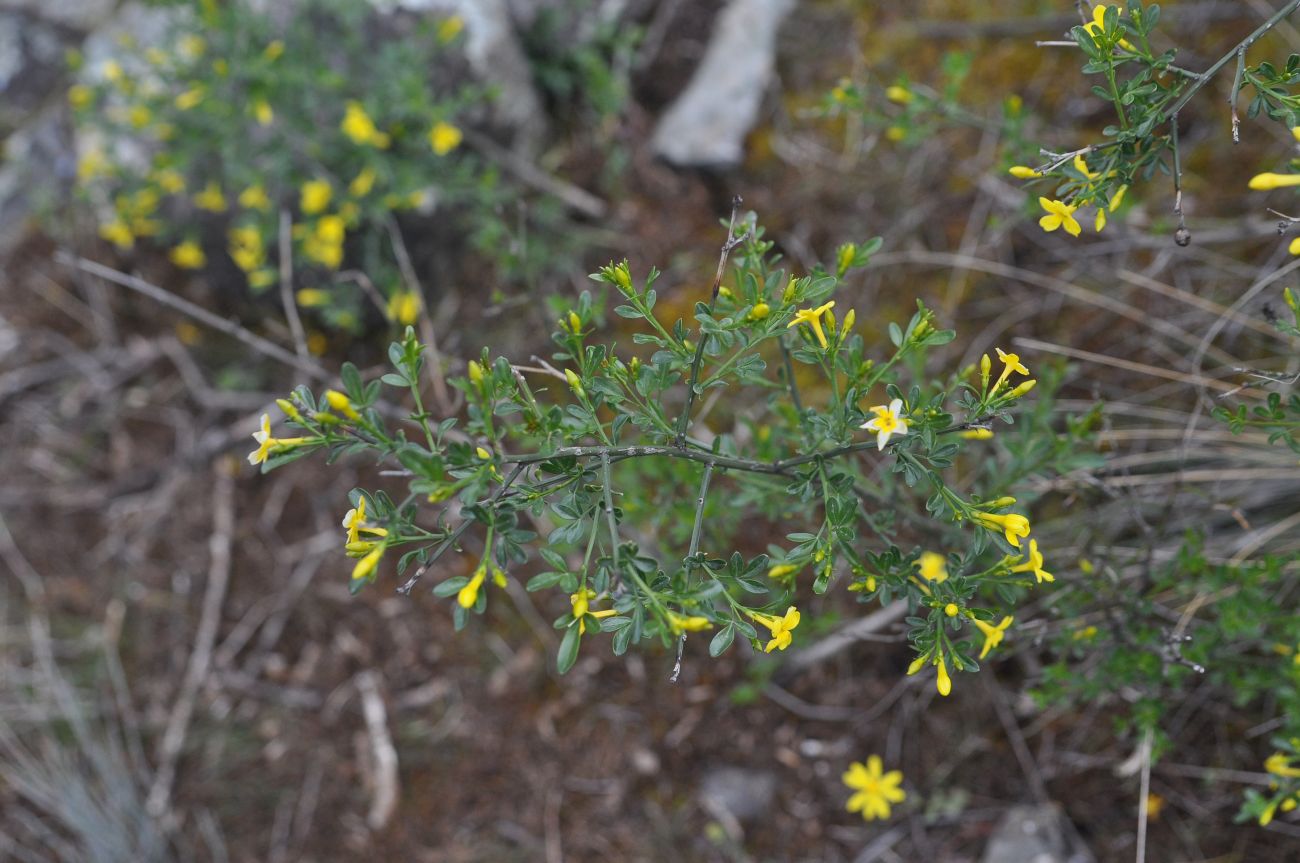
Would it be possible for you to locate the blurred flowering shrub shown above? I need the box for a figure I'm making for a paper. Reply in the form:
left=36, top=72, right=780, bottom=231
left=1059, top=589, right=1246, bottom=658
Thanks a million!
left=253, top=213, right=1074, bottom=705
left=69, top=0, right=564, bottom=332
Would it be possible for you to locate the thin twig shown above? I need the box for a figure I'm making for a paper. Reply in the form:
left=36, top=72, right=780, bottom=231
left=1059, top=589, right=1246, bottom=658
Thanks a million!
left=55, top=253, right=329, bottom=381
left=384, top=216, right=453, bottom=415
left=355, top=671, right=399, bottom=830
left=145, top=459, right=235, bottom=818
left=277, top=209, right=309, bottom=364
left=675, top=197, right=749, bottom=446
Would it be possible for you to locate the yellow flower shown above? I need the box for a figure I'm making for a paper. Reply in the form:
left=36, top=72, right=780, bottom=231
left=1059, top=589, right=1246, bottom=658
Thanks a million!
left=296, top=288, right=329, bottom=307
left=936, top=655, right=952, bottom=695
left=341, top=101, right=390, bottom=148
left=475, top=446, right=492, bottom=461
left=238, top=183, right=271, bottom=211
left=429, top=121, right=463, bottom=155
left=860, top=398, right=909, bottom=450
left=885, top=126, right=905, bottom=142
left=1073, top=153, right=1099, bottom=180
left=972, top=615, right=1013, bottom=659
left=1010, top=539, right=1053, bottom=583
left=351, top=544, right=385, bottom=584
left=246, top=413, right=312, bottom=466
left=458, top=565, right=487, bottom=608
left=1084, top=4, right=1136, bottom=51
left=155, top=168, right=185, bottom=194
left=169, top=241, right=206, bottom=269
left=667, top=611, right=713, bottom=633
left=1008, top=165, right=1041, bottom=179
left=914, top=552, right=948, bottom=584
left=341, top=497, right=388, bottom=546
left=1007, top=379, right=1037, bottom=399
left=437, top=15, right=464, bottom=43
left=1290, top=237, right=1300, bottom=256
left=349, top=166, right=377, bottom=197
left=570, top=588, right=618, bottom=633
left=1109, top=184, right=1128, bottom=211
left=98, top=219, right=134, bottom=250
left=194, top=181, right=227, bottom=212
left=749, top=606, right=800, bottom=653
left=843, top=756, right=906, bottom=821
left=468, top=360, right=485, bottom=384
left=787, top=300, right=835, bottom=349
left=228, top=224, right=264, bottom=273
left=1248, top=172, right=1300, bottom=191
left=300, top=179, right=332, bottom=215
left=174, top=86, right=205, bottom=110
left=387, top=291, right=420, bottom=325
left=252, top=98, right=273, bottom=126
left=768, top=562, right=800, bottom=579
left=748, top=302, right=770, bottom=321
left=885, top=85, right=913, bottom=104
left=992, top=346, right=1029, bottom=392
left=564, top=368, right=585, bottom=398
left=325, top=389, right=360, bottom=420
left=264, top=40, right=284, bottom=61
left=68, top=84, right=93, bottom=109
left=77, top=149, right=108, bottom=183
left=944, top=603, right=959, bottom=617
left=101, top=60, right=123, bottom=82
left=1293, top=127, right=1300, bottom=143
left=1265, top=753, right=1300, bottom=779
left=972, top=511, right=1031, bottom=549
left=1038, top=197, right=1081, bottom=237
left=960, top=428, right=993, bottom=440
left=178, top=34, right=206, bottom=60
left=1095, top=208, right=1106, bottom=232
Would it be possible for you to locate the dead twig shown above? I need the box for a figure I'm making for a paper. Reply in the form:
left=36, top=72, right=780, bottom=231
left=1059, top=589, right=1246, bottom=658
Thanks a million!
left=355, top=671, right=399, bottom=830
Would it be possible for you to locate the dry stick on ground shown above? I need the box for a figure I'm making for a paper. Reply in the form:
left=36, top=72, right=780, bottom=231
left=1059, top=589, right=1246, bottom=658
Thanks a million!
left=384, top=216, right=453, bottom=416
left=277, top=209, right=310, bottom=365
left=54, top=253, right=330, bottom=382
left=354, top=671, right=399, bottom=830
left=463, top=129, right=607, bottom=220
left=145, top=459, right=235, bottom=818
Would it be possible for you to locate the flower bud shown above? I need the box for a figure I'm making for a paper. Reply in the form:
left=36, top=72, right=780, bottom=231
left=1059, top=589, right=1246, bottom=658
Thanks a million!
left=1008, top=165, right=1041, bottom=179
left=324, top=389, right=359, bottom=420
left=885, top=85, right=913, bottom=104
left=959, top=428, right=993, bottom=440
left=567, top=311, right=582, bottom=334
left=468, top=360, right=485, bottom=384
left=748, top=302, right=770, bottom=321
left=1007, top=379, right=1037, bottom=398
left=944, top=603, right=959, bottom=617
left=980, top=354, right=991, bottom=389
left=564, top=368, right=585, bottom=398
left=276, top=398, right=303, bottom=423
left=842, top=308, right=855, bottom=334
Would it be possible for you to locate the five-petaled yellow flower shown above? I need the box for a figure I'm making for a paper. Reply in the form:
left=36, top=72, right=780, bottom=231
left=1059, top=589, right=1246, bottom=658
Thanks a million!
left=972, top=511, right=1031, bottom=548
left=429, top=121, right=463, bottom=155
left=972, top=615, right=1013, bottom=659
left=1038, top=197, right=1081, bottom=237
left=992, top=346, right=1029, bottom=392
left=787, top=300, right=835, bottom=349
left=749, top=606, right=801, bottom=652
left=860, top=398, right=909, bottom=450
left=1010, top=539, right=1053, bottom=583
left=247, top=413, right=312, bottom=466
left=843, top=756, right=906, bottom=821
left=914, top=551, right=948, bottom=583
left=341, top=497, right=388, bottom=546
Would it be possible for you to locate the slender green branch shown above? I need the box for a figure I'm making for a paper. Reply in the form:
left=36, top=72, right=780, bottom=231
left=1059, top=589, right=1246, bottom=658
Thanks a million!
left=600, top=452, right=621, bottom=576
left=685, top=461, right=716, bottom=570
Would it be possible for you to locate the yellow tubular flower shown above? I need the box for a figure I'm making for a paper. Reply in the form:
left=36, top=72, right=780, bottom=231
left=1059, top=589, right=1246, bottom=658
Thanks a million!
left=388, top=291, right=419, bottom=325
left=860, top=398, right=909, bottom=450
left=992, top=346, right=1029, bottom=392
left=1248, top=172, right=1300, bottom=191
left=843, top=756, right=906, bottom=821
left=1010, top=539, right=1054, bottom=583
left=786, top=300, right=835, bottom=349
left=570, top=588, right=617, bottom=634
left=749, top=606, right=800, bottom=652
left=1008, top=165, right=1041, bottom=179
left=768, top=562, right=799, bottom=579
left=667, top=612, right=713, bottom=633
left=247, top=412, right=313, bottom=466
left=1073, top=153, right=1099, bottom=180
left=457, top=566, right=487, bottom=608
left=1289, top=237, right=1300, bottom=256
left=973, top=615, right=1014, bottom=659
left=1265, top=753, right=1300, bottom=779
left=914, top=552, right=948, bottom=584
left=960, top=428, right=994, bottom=440
left=1084, top=4, right=1136, bottom=51
left=1038, top=197, right=1082, bottom=237
left=1110, top=184, right=1128, bottom=211
left=972, top=511, right=1031, bottom=548
left=324, top=390, right=360, bottom=420
left=1095, top=208, right=1107, bottom=232
left=429, top=121, right=463, bottom=155
left=1007, top=379, right=1037, bottom=399
left=351, top=544, right=385, bottom=584
left=935, top=655, right=952, bottom=696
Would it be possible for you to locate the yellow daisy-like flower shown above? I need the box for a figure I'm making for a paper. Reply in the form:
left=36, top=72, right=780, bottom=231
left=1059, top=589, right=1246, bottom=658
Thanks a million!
left=843, top=756, right=906, bottom=821
left=786, top=300, right=835, bottom=349
left=972, top=615, right=1013, bottom=659
left=429, top=121, right=463, bottom=155
left=169, top=240, right=206, bottom=269
left=1010, top=538, right=1054, bottom=583
left=1038, top=197, right=1081, bottom=237
left=749, top=606, right=800, bottom=653
left=860, top=398, right=909, bottom=450
left=914, top=551, right=948, bottom=584
left=972, top=510, right=1031, bottom=549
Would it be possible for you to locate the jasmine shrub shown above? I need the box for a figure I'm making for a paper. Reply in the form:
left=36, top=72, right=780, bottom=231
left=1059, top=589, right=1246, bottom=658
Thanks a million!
left=68, top=0, right=567, bottom=331
left=254, top=211, right=1063, bottom=697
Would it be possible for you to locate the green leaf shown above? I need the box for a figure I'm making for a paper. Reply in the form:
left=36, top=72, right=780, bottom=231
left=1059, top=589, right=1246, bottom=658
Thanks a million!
left=709, top=625, right=736, bottom=657
left=557, top=624, right=581, bottom=674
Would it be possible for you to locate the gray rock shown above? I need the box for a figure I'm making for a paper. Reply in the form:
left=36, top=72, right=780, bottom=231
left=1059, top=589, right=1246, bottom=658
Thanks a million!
left=650, top=0, right=795, bottom=168
left=0, top=0, right=117, bottom=32
left=699, top=766, right=776, bottom=823
left=981, top=805, right=1096, bottom=863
